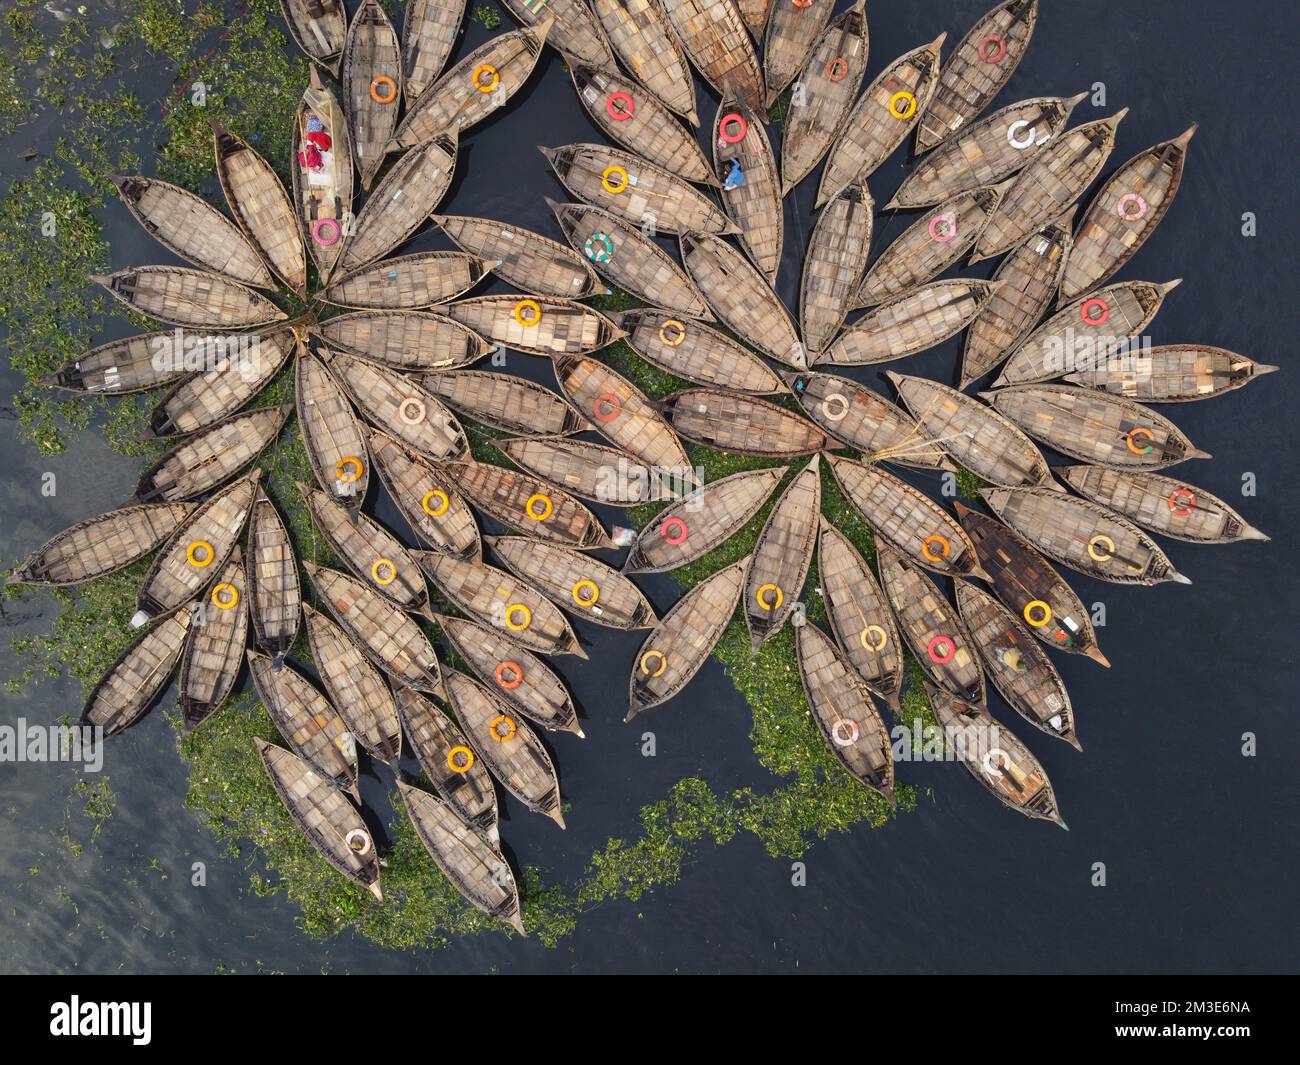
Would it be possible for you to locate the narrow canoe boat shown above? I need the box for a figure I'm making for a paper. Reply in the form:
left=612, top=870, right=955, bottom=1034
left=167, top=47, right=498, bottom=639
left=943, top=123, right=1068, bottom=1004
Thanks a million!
left=422, top=371, right=588, bottom=438
left=41, top=332, right=192, bottom=394
left=915, top=0, right=1039, bottom=154
left=981, top=486, right=1187, bottom=585
left=311, top=310, right=489, bottom=370
left=826, top=279, right=999, bottom=366
left=661, top=388, right=836, bottom=458
left=303, top=603, right=402, bottom=761
left=367, top=430, right=481, bottom=559
left=744, top=457, right=820, bottom=651
left=626, top=556, right=749, bottom=719
left=549, top=199, right=712, bottom=320
left=178, top=548, right=248, bottom=731
left=305, top=562, right=445, bottom=689
left=212, top=122, right=306, bottom=296
left=780, top=0, right=869, bottom=196
left=1057, top=466, right=1268, bottom=544
left=134, top=472, right=260, bottom=622
left=827, top=455, right=984, bottom=579
left=322, top=251, right=491, bottom=310
left=735, top=0, right=772, bottom=40
left=111, top=175, right=275, bottom=291
left=1061, top=126, right=1196, bottom=301
left=432, top=213, right=601, bottom=299
left=540, top=144, right=736, bottom=237
left=444, top=295, right=625, bottom=359
left=954, top=581, right=1079, bottom=748
left=815, top=34, right=946, bottom=208
left=784, top=371, right=951, bottom=469
left=246, top=489, right=301, bottom=663
left=954, top=501, right=1107, bottom=664
left=972, top=110, right=1127, bottom=262
left=616, top=309, right=784, bottom=394
left=961, top=207, right=1075, bottom=389
left=817, top=520, right=903, bottom=708
left=402, top=0, right=466, bottom=101
left=496, top=435, right=667, bottom=507
left=658, top=0, right=765, bottom=112
left=763, top=0, right=833, bottom=105
left=343, top=0, right=403, bottom=190
left=922, top=681, right=1064, bottom=826
left=435, top=613, right=582, bottom=735
left=795, top=623, right=894, bottom=802
left=416, top=551, right=586, bottom=657
left=277, top=0, right=347, bottom=76
left=983, top=384, right=1208, bottom=470
left=7, top=503, right=192, bottom=587
left=712, top=95, right=783, bottom=282
left=291, top=68, right=353, bottom=281
left=591, top=0, right=697, bottom=124
left=680, top=232, right=804, bottom=368
left=1062, top=345, right=1278, bottom=403
left=296, top=351, right=370, bottom=507
left=254, top=738, right=382, bottom=900
left=81, top=609, right=190, bottom=736
left=886, top=372, right=1054, bottom=489
left=799, top=180, right=874, bottom=356
left=877, top=543, right=985, bottom=703
left=91, top=267, right=287, bottom=330
left=992, top=279, right=1182, bottom=387
left=135, top=405, right=291, bottom=503
left=490, top=535, right=657, bottom=630
left=499, top=0, right=615, bottom=69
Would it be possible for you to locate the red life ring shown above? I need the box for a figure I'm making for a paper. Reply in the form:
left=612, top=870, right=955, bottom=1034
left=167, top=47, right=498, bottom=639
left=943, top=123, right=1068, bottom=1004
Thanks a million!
left=592, top=393, right=621, bottom=422
left=312, top=218, right=342, bottom=247
left=825, top=57, right=849, bottom=82
left=1169, top=489, right=1197, bottom=515
left=606, top=92, right=635, bottom=121
left=719, top=112, right=748, bottom=144
left=978, top=35, right=1007, bottom=63
left=660, top=516, right=688, bottom=545
left=1080, top=298, right=1110, bottom=326
left=928, top=635, right=957, bottom=664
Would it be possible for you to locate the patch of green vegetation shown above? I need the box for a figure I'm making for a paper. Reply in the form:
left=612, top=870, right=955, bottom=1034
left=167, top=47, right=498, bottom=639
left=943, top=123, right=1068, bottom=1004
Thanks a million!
left=471, top=5, right=503, bottom=31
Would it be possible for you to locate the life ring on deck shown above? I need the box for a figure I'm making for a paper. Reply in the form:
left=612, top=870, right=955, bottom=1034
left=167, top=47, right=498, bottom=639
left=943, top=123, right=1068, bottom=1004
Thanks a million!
left=571, top=580, right=600, bottom=607
left=888, top=92, right=917, bottom=120
left=421, top=489, right=450, bottom=517
left=639, top=649, right=667, bottom=677
left=1006, top=121, right=1040, bottom=150
left=978, top=35, right=1007, bottom=64
left=592, top=393, right=622, bottom=422
left=369, top=76, right=398, bottom=105
left=719, top=113, right=748, bottom=144
left=513, top=299, right=542, bottom=326
left=927, top=634, right=957, bottom=664
left=345, top=829, right=373, bottom=855
left=860, top=624, right=888, bottom=652
left=1117, top=193, right=1149, bottom=221
left=660, top=516, right=689, bottom=545
left=371, top=558, right=397, bottom=586
left=793, top=0, right=815, bottom=7
left=524, top=493, right=554, bottom=522
left=584, top=232, right=615, bottom=262
left=921, top=534, right=951, bottom=563
left=398, top=397, right=426, bottom=425
left=1126, top=427, right=1155, bottom=455
left=819, top=393, right=850, bottom=421
left=658, top=319, right=686, bottom=346
left=928, top=213, right=957, bottom=243
left=472, top=64, right=499, bottom=93
left=606, top=92, right=635, bottom=121
left=1080, top=298, right=1110, bottom=326
left=311, top=218, right=342, bottom=247
left=447, top=745, right=475, bottom=773
left=336, top=456, right=364, bottom=482
left=825, top=57, right=849, bottom=82
left=211, top=583, right=239, bottom=609
left=504, top=603, right=532, bottom=631
left=830, top=718, right=860, bottom=747
left=755, top=583, right=783, bottom=611
left=495, top=661, right=523, bottom=689
left=489, top=714, right=517, bottom=742
left=1168, top=488, right=1197, bottom=516
left=601, top=165, right=629, bottom=194
left=1023, top=600, right=1052, bottom=627
left=1086, top=534, right=1116, bottom=562
left=186, top=540, right=215, bottom=567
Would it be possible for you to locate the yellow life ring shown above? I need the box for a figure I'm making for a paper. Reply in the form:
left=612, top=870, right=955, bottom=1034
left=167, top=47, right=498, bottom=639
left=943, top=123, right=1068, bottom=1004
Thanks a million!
left=639, top=649, right=667, bottom=677
left=504, top=603, right=532, bottom=631
left=921, top=534, right=951, bottom=563
left=489, top=714, right=517, bottom=742
left=186, top=540, right=215, bottom=567
left=371, top=558, right=397, bottom=586
left=472, top=64, right=499, bottom=93
left=1086, top=534, right=1116, bottom=562
left=336, top=456, right=364, bottom=483
left=513, top=299, right=542, bottom=326
left=658, top=319, right=686, bottom=347
left=369, top=76, right=398, bottom=105
left=888, top=91, right=917, bottom=120
left=859, top=624, right=888, bottom=652
left=1023, top=600, right=1052, bottom=627
left=524, top=493, right=553, bottom=522
left=421, top=489, right=450, bottom=517
left=755, top=583, right=783, bottom=611
left=447, top=745, right=475, bottom=773
left=211, top=582, right=239, bottom=609
left=601, top=164, right=629, bottom=194
left=571, top=579, right=600, bottom=607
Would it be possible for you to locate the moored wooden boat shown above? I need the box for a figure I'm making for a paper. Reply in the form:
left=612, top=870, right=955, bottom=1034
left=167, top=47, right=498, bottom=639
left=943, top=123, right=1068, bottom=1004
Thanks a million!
left=712, top=95, right=782, bottom=282
left=278, top=0, right=347, bottom=76
left=402, top=0, right=466, bottom=102
left=91, top=267, right=287, bottom=330
left=1062, top=345, right=1277, bottom=403
left=178, top=548, right=248, bottom=731
left=296, top=351, right=370, bottom=507
left=822, top=279, right=998, bottom=366
left=432, top=213, right=601, bottom=299
left=7, top=503, right=192, bottom=587
left=735, top=0, right=772, bottom=40
left=135, top=405, right=290, bottom=503
left=658, top=0, right=765, bottom=112
left=81, top=609, right=190, bottom=736
left=592, top=0, right=697, bottom=124
left=367, top=430, right=481, bottom=559
left=763, top=0, right=833, bottom=105
left=422, top=371, right=588, bottom=438
left=41, top=332, right=192, bottom=394
left=616, top=309, right=783, bottom=394
left=445, top=295, right=625, bottom=359
left=499, top=0, right=615, bottom=69
left=343, top=0, right=403, bottom=190
left=661, top=388, right=835, bottom=458
left=246, top=489, right=300, bottom=663
left=800, top=180, right=874, bottom=355
left=311, top=310, right=489, bottom=370
left=291, top=67, right=353, bottom=281
left=743, top=457, right=820, bottom=651
left=496, top=435, right=668, bottom=507
left=322, top=251, right=491, bottom=310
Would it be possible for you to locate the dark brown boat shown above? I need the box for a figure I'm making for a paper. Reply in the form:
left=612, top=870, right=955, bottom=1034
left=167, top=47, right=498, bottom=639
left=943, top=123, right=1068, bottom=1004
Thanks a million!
left=296, top=350, right=371, bottom=508
left=500, top=0, right=615, bottom=69
left=343, top=0, right=403, bottom=190
left=7, top=503, right=192, bottom=587
left=432, top=213, right=601, bottom=299
left=712, top=94, right=782, bottom=282
left=311, top=310, right=489, bottom=370
left=321, top=252, right=492, bottom=310
left=367, top=430, right=481, bottom=559
left=246, top=489, right=301, bottom=663
left=402, top=0, right=466, bottom=101
left=91, top=267, right=287, bottom=330
left=135, top=405, right=291, bottom=503
left=823, top=279, right=1000, bottom=366
left=1062, top=345, right=1277, bottom=403
left=422, top=371, right=588, bottom=438
left=800, top=180, right=874, bottom=355
left=735, top=0, right=772, bottom=40
left=292, top=68, right=353, bottom=281
left=496, top=435, right=669, bottom=508
left=444, top=295, right=625, bottom=359
left=41, top=332, right=193, bottom=394
left=658, top=0, right=765, bottom=112
left=591, top=0, right=697, bottom=124
left=81, top=609, right=190, bottom=737
left=660, top=388, right=836, bottom=458
left=616, top=309, right=784, bottom=394
left=178, top=548, right=248, bottom=731
left=743, top=457, right=820, bottom=652
left=278, top=0, right=347, bottom=76
left=763, top=0, right=833, bottom=106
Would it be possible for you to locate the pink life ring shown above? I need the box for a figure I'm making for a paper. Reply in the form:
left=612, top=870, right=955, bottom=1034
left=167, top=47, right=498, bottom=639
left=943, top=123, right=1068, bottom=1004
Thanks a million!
left=1080, top=298, right=1110, bottom=326
left=978, top=35, right=1007, bottom=63
left=1117, top=193, right=1149, bottom=221
left=928, top=213, right=957, bottom=243
left=927, top=635, right=957, bottom=664
left=312, top=218, right=342, bottom=247
left=606, top=92, right=635, bottom=121
left=660, top=516, right=689, bottom=545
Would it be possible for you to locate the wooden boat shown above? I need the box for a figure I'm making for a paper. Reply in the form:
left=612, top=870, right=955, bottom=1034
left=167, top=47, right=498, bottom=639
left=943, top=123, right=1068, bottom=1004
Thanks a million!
left=212, top=122, right=306, bottom=296
left=433, top=213, right=601, bottom=298
left=367, top=430, right=481, bottom=559
left=111, top=175, right=275, bottom=291
left=496, top=435, right=667, bottom=507
left=877, top=543, right=984, bottom=703
left=983, top=384, right=1208, bottom=471
left=134, top=472, right=260, bottom=621
left=416, top=551, right=586, bottom=657
left=657, top=0, right=765, bottom=113
left=489, top=536, right=657, bottom=630
left=712, top=95, right=782, bottom=282
left=254, top=738, right=382, bottom=900
left=827, top=455, right=984, bottom=580
left=922, top=681, right=1064, bottom=826
left=343, top=0, right=402, bottom=190
left=616, top=309, right=784, bottom=394
left=886, top=372, right=1054, bottom=489
left=322, top=349, right=468, bottom=462
left=680, top=232, right=804, bottom=368
left=591, top=0, right=697, bottom=124
left=953, top=501, right=1107, bottom=664
left=1062, top=345, right=1278, bottom=403
left=304, top=562, right=445, bottom=689
left=815, top=35, right=946, bottom=208
left=135, top=405, right=290, bottom=503
left=540, top=144, right=736, bottom=237
left=435, top=613, right=582, bottom=735
left=402, top=0, right=466, bottom=101
left=303, top=603, right=402, bottom=761
left=743, top=457, right=820, bottom=651
left=246, top=489, right=300, bottom=663
left=735, top=0, right=772, bottom=39
left=623, top=467, right=783, bottom=574
left=296, top=351, right=370, bottom=507
left=823, top=279, right=999, bottom=366
left=178, top=548, right=248, bottom=731
left=1057, top=466, right=1268, bottom=544
left=277, top=0, right=347, bottom=76
left=291, top=67, right=353, bottom=281
left=763, top=0, right=832, bottom=105
left=444, top=295, right=625, bottom=359
left=780, top=0, right=869, bottom=196
left=311, top=310, right=489, bottom=370
left=626, top=557, right=749, bottom=719
left=41, top=332, right=193, bottom=394
left=322, top=251, right=491, bottom=310
left=8, top=503, right=192, bottom=587
left=661, top=388, right=835, bottom=458
left=992, top=279, right=1182, bottom=387
left=972, top=110, right=1127, bottom=262
left=499, top=0, right=615, bottom=69
left=548, top=199, right=712, bottom=320
left=795, top=623, right=893, bottom=802
left=784, top=371, right=950, bottom=469
left=982, top=486, right=1187, bottom=585
left=915, top=0, right=1039, bottom=154
left=800, top=181, right=874, bottom=355
left=422, top=371, right=588, bottom=438
left=81, top=609, right=190, bottom=736
left=955, top=581, right=1078, bottom=748
left=817, top=521, right=903, bottom=708
left=961, top=207, right=1075, bottom=389
left=91, top=267, right=287, bottom=330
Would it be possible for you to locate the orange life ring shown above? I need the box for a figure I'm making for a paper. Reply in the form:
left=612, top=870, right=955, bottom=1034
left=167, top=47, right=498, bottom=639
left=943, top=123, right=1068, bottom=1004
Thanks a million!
left=1168, top=488, right=1197, bottom=516
left=792, top=0, right=814, bottom=7
left=472, top=64, right=499, bottom=93
left=495, top=661, right=523, bottom=689
left=1126, top=427, right=1155, bottom=455
left=921, top=534, right=951, bottom=563
left=336, top=456, right=364, bottom=482
left=825, top=57, right=849, bottom=82
left=592, top=393, right=621, bottom=422
left=369, top=76, right=398, bottom=105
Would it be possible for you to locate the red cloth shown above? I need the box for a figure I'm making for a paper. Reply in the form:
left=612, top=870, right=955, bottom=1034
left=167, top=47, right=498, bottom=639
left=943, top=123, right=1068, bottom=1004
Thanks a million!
left=298, top=145, right=323, bottom=171
left=306, top=130, right=333, bottom=152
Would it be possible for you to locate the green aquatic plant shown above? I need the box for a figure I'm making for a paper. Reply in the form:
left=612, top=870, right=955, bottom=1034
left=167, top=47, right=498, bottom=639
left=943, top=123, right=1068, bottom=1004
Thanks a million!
left=472, top=5, right=503, bottom=31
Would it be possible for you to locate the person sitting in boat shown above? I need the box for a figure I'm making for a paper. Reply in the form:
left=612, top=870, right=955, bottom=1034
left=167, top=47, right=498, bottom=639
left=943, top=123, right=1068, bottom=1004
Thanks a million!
left=723, top=158, right=745, bottom=190
left=298, top=115, right=331, bottom=172
left=298, top=143, right=324, bottom=172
